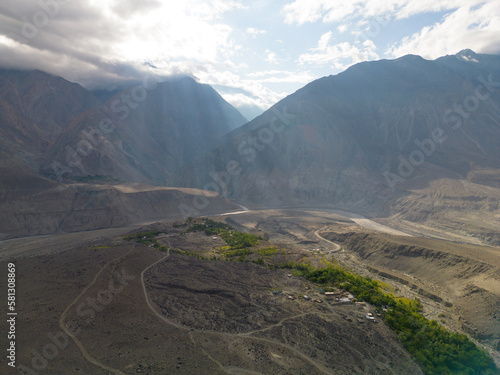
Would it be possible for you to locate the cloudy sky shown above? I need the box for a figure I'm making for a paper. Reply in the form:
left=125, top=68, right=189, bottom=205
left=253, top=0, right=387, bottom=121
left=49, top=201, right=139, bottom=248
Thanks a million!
left=1, top=0, right=500, bottom=119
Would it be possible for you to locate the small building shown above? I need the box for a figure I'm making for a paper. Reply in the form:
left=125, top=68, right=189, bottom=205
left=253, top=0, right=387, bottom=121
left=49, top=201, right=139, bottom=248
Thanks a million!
left=365, top=313, right=376, bottom=322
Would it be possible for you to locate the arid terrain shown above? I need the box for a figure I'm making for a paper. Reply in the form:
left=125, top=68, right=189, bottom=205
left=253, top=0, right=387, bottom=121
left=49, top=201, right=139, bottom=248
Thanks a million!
left=1, top=9, right=499, bottom=375
left=1, top=207, right=498, bottom=374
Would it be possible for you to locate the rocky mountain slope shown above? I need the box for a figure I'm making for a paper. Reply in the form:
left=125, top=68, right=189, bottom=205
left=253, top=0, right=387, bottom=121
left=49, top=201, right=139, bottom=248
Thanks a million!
left=41, top=76, right=247, bottom=184
left=181, top=50, right=500, bottom=243
left=0, top=69, right=100, bottom=167
left=0, top=71, right=247, bottom=238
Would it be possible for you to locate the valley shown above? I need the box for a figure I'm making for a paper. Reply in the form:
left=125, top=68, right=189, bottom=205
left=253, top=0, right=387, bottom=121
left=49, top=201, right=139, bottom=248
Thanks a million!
left=1, top=49, right=500, bottom=374
left=1, top=208, right=498, bottom=374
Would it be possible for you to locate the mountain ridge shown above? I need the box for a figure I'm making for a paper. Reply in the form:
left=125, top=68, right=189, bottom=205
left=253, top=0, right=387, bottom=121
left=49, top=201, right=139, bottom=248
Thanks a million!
left=177, top=50, right=500, bottom=244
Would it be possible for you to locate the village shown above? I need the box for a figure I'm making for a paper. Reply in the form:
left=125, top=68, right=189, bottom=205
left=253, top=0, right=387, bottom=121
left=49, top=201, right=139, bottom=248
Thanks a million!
left=271, top=279, right=385, bottom=324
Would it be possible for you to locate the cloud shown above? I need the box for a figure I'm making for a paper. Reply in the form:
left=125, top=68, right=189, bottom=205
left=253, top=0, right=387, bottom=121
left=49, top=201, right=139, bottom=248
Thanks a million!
left=337, top=24, right=348, bottom=33
left=247, top=27, right=267, bottom=37
left=298, top=32, right=379, bottom=69
left=246, top=69, right=317, bottom=84
left=190, top=63, right=287, bottom=112
left=265, top=49, right=278, bottom=64
left=0, top=0, right=245, bottom=89
left=387, top=2, right=500, bottom=58
left=282, top=0, right=485, bottom=25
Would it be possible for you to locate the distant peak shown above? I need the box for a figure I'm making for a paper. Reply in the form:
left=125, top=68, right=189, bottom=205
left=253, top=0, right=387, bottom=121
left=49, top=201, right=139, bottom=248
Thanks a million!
left=166, top=75, right=199, bottom=85
left=457, top=49, right=477, bottom=56
left=456, top=49, right=479, bottom=62
left=395, top=54, right=426, bottom=62
left=392, top=54, right=427, bottom=65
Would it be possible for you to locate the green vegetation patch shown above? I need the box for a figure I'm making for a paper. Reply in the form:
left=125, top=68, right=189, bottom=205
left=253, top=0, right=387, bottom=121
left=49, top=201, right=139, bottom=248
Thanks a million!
left=186, top=218, right=232, bottom=235
left=220, top=231, right=262, bottom=249
left=223, top=248, right=255, bottom=258
left=123, top=231, right=163, bottom=244
left=258, top=247, right=279, bottom=256
left=187, top=218, right=263, bottom=250
left=282, top=262, right=497, bottom=375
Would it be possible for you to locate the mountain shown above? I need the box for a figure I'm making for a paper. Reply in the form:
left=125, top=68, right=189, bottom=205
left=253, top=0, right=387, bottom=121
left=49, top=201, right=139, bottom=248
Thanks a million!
left=181, top=50, right=500, bottom=243
left=0, top=69, right=100, bottom=167
left=0, top=71, right=247, bottom=238
left=41, top=76, right=247, bottom=184
left=0, top=69, right=101, bottom=202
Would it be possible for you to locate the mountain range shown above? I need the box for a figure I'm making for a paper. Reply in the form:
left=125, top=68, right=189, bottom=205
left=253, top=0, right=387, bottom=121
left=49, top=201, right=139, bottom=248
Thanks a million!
left=0, top=71, right=245, bottom=237
left=181, top=49, right=500, bottom=244
left=1, top=49, right=499, bottom=242
left=185, top=49, right=500, bottom=203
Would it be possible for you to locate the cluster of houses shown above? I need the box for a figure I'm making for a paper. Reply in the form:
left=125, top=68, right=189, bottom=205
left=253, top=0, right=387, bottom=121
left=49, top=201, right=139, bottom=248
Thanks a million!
left=324, top=291, right=355, bottom=303
left=272, top=287, right=357, bottom=305
left=271, top=286, right=385, bottom=323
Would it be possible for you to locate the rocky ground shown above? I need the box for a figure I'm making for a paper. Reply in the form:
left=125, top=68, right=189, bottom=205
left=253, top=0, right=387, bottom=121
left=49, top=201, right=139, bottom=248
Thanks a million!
left=0, top=211, right=424, bottom=374
left=1, top=207, right=498, bottom=373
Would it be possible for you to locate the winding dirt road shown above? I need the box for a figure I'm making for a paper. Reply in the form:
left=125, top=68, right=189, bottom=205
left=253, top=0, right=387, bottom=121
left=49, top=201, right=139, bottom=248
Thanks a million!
left=140, top=247, right=336, bottom=375
left=313, top=229, right=342, bottom=252
left=58, top=247, right=136, bottom=375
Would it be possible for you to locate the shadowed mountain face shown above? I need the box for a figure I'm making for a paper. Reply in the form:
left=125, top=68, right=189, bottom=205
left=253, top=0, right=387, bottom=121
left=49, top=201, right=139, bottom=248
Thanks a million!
left=41, top=76, right=247, bottom=184
left=0, top=69, right=101, bottom=199
left=181, top=50, right=500, bottom=213
left=0, top=70, right=245, bottom=186
left=0, top=69, right=100, bottom=165
left=0, top=71, right=247, bottom=237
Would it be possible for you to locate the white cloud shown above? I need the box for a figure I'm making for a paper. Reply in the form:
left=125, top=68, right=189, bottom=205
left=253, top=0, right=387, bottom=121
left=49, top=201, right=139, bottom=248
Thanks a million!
left=298, top=32, right=379, bottom=69
left=246, top=69, right=317, bottom=84
left=247, top=27, right=267, bottom=37
left=317, top=31, right=332, bottom=50
left=188, top=63, right=287, bottom=111
left=282, top=0, right=486, bottom=25
left=0, top=0, right=246, bottom=88
left=387, top=2, right=500, bottom=58
left=337, top=24, right=348, bottom=33
left=265, top=49, right=278, bottom=64
left=461, top=55, right=479, bottom=63
left=219, top=92, right=269, bottom=111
